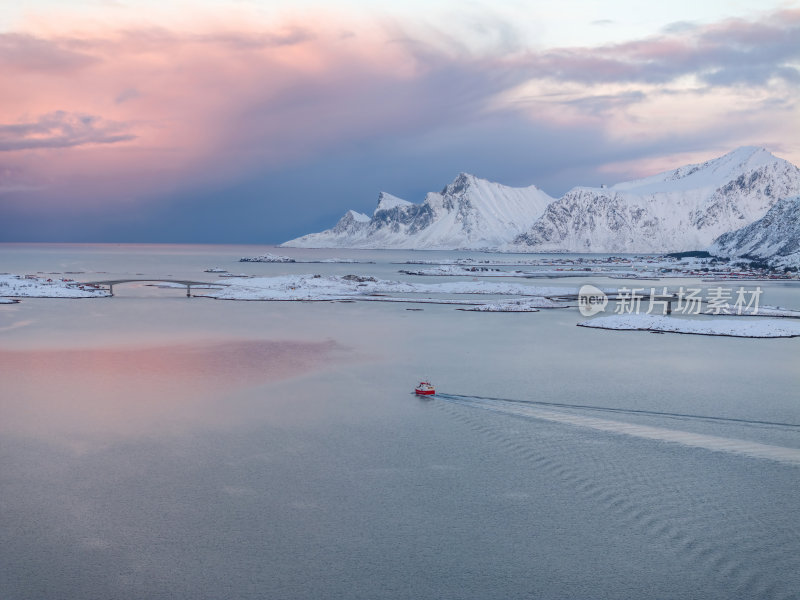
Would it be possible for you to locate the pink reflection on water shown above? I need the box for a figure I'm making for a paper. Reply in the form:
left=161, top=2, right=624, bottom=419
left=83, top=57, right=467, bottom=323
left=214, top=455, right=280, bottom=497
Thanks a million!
left=0, top=339, right=344, bottom=438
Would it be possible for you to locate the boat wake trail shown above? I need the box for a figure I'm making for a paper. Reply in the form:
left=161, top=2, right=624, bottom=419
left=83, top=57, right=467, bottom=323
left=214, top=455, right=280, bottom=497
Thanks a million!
left=436, top=393, right=800, bottom=467
left=432, top=393, right=800, bottom=600
left=438, top=393, right=800, bottom=430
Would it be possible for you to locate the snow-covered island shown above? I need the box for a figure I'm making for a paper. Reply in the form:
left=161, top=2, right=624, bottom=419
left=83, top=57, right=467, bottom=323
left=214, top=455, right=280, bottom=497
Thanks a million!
left=201, top=273, right=575, bottom=306
left=0, top=274, right=111, bottom=298
left=240, top=253, right=296, bottom=263
left=578, top=314, right=800, bottom=338
left=240, top=252, right=373, bottom=264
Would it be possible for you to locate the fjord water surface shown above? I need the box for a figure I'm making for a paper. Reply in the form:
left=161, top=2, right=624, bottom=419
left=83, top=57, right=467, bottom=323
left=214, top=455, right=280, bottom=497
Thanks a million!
left=1, top=244, right=799, bottom=599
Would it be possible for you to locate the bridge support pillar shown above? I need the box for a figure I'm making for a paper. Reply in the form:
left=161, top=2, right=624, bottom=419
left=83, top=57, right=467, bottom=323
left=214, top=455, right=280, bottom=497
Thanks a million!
left=186, top=285, right=191, bottom=297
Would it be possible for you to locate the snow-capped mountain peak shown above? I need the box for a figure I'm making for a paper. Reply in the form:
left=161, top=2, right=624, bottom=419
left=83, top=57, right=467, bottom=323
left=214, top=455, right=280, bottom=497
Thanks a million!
left=508, top=147, right=800, bottom=253
left=348, top=209, right=370, bottom=222
left=283, top=147, right=800, bottom=253
left=374, top=192, right=412, bottom=215
left=282, top=173, right=555, bottom=249
left=611, top=146, right=783, bottom=194
left=322, top=209, right=371, bottom=239
left=441, top=172, right=478, bottom=194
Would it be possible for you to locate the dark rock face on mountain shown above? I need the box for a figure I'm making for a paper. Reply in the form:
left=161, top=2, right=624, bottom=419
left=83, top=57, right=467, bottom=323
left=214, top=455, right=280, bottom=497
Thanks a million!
left=710, top=195, right=800, bottom=268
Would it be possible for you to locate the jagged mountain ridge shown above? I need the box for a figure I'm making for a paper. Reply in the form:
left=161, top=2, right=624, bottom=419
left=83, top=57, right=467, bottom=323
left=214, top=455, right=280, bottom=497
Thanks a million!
left=282, top=147, right=800, bottom=252
left=709, top=195, right=800, bottom=268
left=282, top=173, right=555, bottom=249
left=508, top=147, right=800, bottom=253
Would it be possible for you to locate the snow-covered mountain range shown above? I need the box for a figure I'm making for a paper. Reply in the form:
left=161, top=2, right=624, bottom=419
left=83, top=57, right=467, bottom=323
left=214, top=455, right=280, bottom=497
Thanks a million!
left=282, top=173, right=554, bottom=249
left=709, top=195, right=800, bottom=268
left=283, top=147, right=800, bottom=253
left=509, top=147, right=800, bottom=253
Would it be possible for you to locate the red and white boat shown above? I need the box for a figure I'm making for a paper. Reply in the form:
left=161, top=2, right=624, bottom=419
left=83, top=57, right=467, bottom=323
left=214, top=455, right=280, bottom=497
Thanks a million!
left=414, top=381, right=435, bottom=395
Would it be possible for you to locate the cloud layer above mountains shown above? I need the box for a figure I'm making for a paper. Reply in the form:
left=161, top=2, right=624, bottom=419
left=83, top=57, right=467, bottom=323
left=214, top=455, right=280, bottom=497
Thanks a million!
left=1, top=4, right=798, bottom=242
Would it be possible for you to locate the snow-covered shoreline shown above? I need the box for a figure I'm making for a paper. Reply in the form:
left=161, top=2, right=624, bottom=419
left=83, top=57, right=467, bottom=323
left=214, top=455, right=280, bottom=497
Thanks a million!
left=398, top=264, right=653, bottom=278
left=0, top=271, right=577, bottom=304
left=202, top=274, right=575, bottom=302
left=399, top=266, right=529, bottom=277
left=4, top=270, right=799, bottom=337
left=0, top=274, right=110, bottom=298
left=458, top=297, right=565, bottom=312
left=703, top=306, right=800, bottom=318
left=578, top=314, right=800, bottom=338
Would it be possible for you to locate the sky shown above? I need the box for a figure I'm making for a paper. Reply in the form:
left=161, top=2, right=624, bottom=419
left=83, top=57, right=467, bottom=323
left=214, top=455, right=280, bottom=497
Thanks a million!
left=1, top=0, right=799, bottom=243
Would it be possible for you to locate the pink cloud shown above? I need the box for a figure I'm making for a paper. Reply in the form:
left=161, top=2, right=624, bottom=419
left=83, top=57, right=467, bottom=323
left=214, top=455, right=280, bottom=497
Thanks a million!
left=0, top=23, right=401, bottom=205
left=0, top=17, right=525, bottom=210
left=0, top=32, right=97, bottom=72
left=0, top=8, right=798, bottom=216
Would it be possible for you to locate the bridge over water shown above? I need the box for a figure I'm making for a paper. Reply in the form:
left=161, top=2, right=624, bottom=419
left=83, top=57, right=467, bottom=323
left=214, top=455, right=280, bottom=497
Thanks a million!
left=79, top=279, right=226, bottom=297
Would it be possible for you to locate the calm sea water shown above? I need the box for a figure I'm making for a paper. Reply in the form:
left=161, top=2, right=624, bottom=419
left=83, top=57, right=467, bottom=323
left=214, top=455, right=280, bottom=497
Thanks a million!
left=1, top=243, right=799, bottom=600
